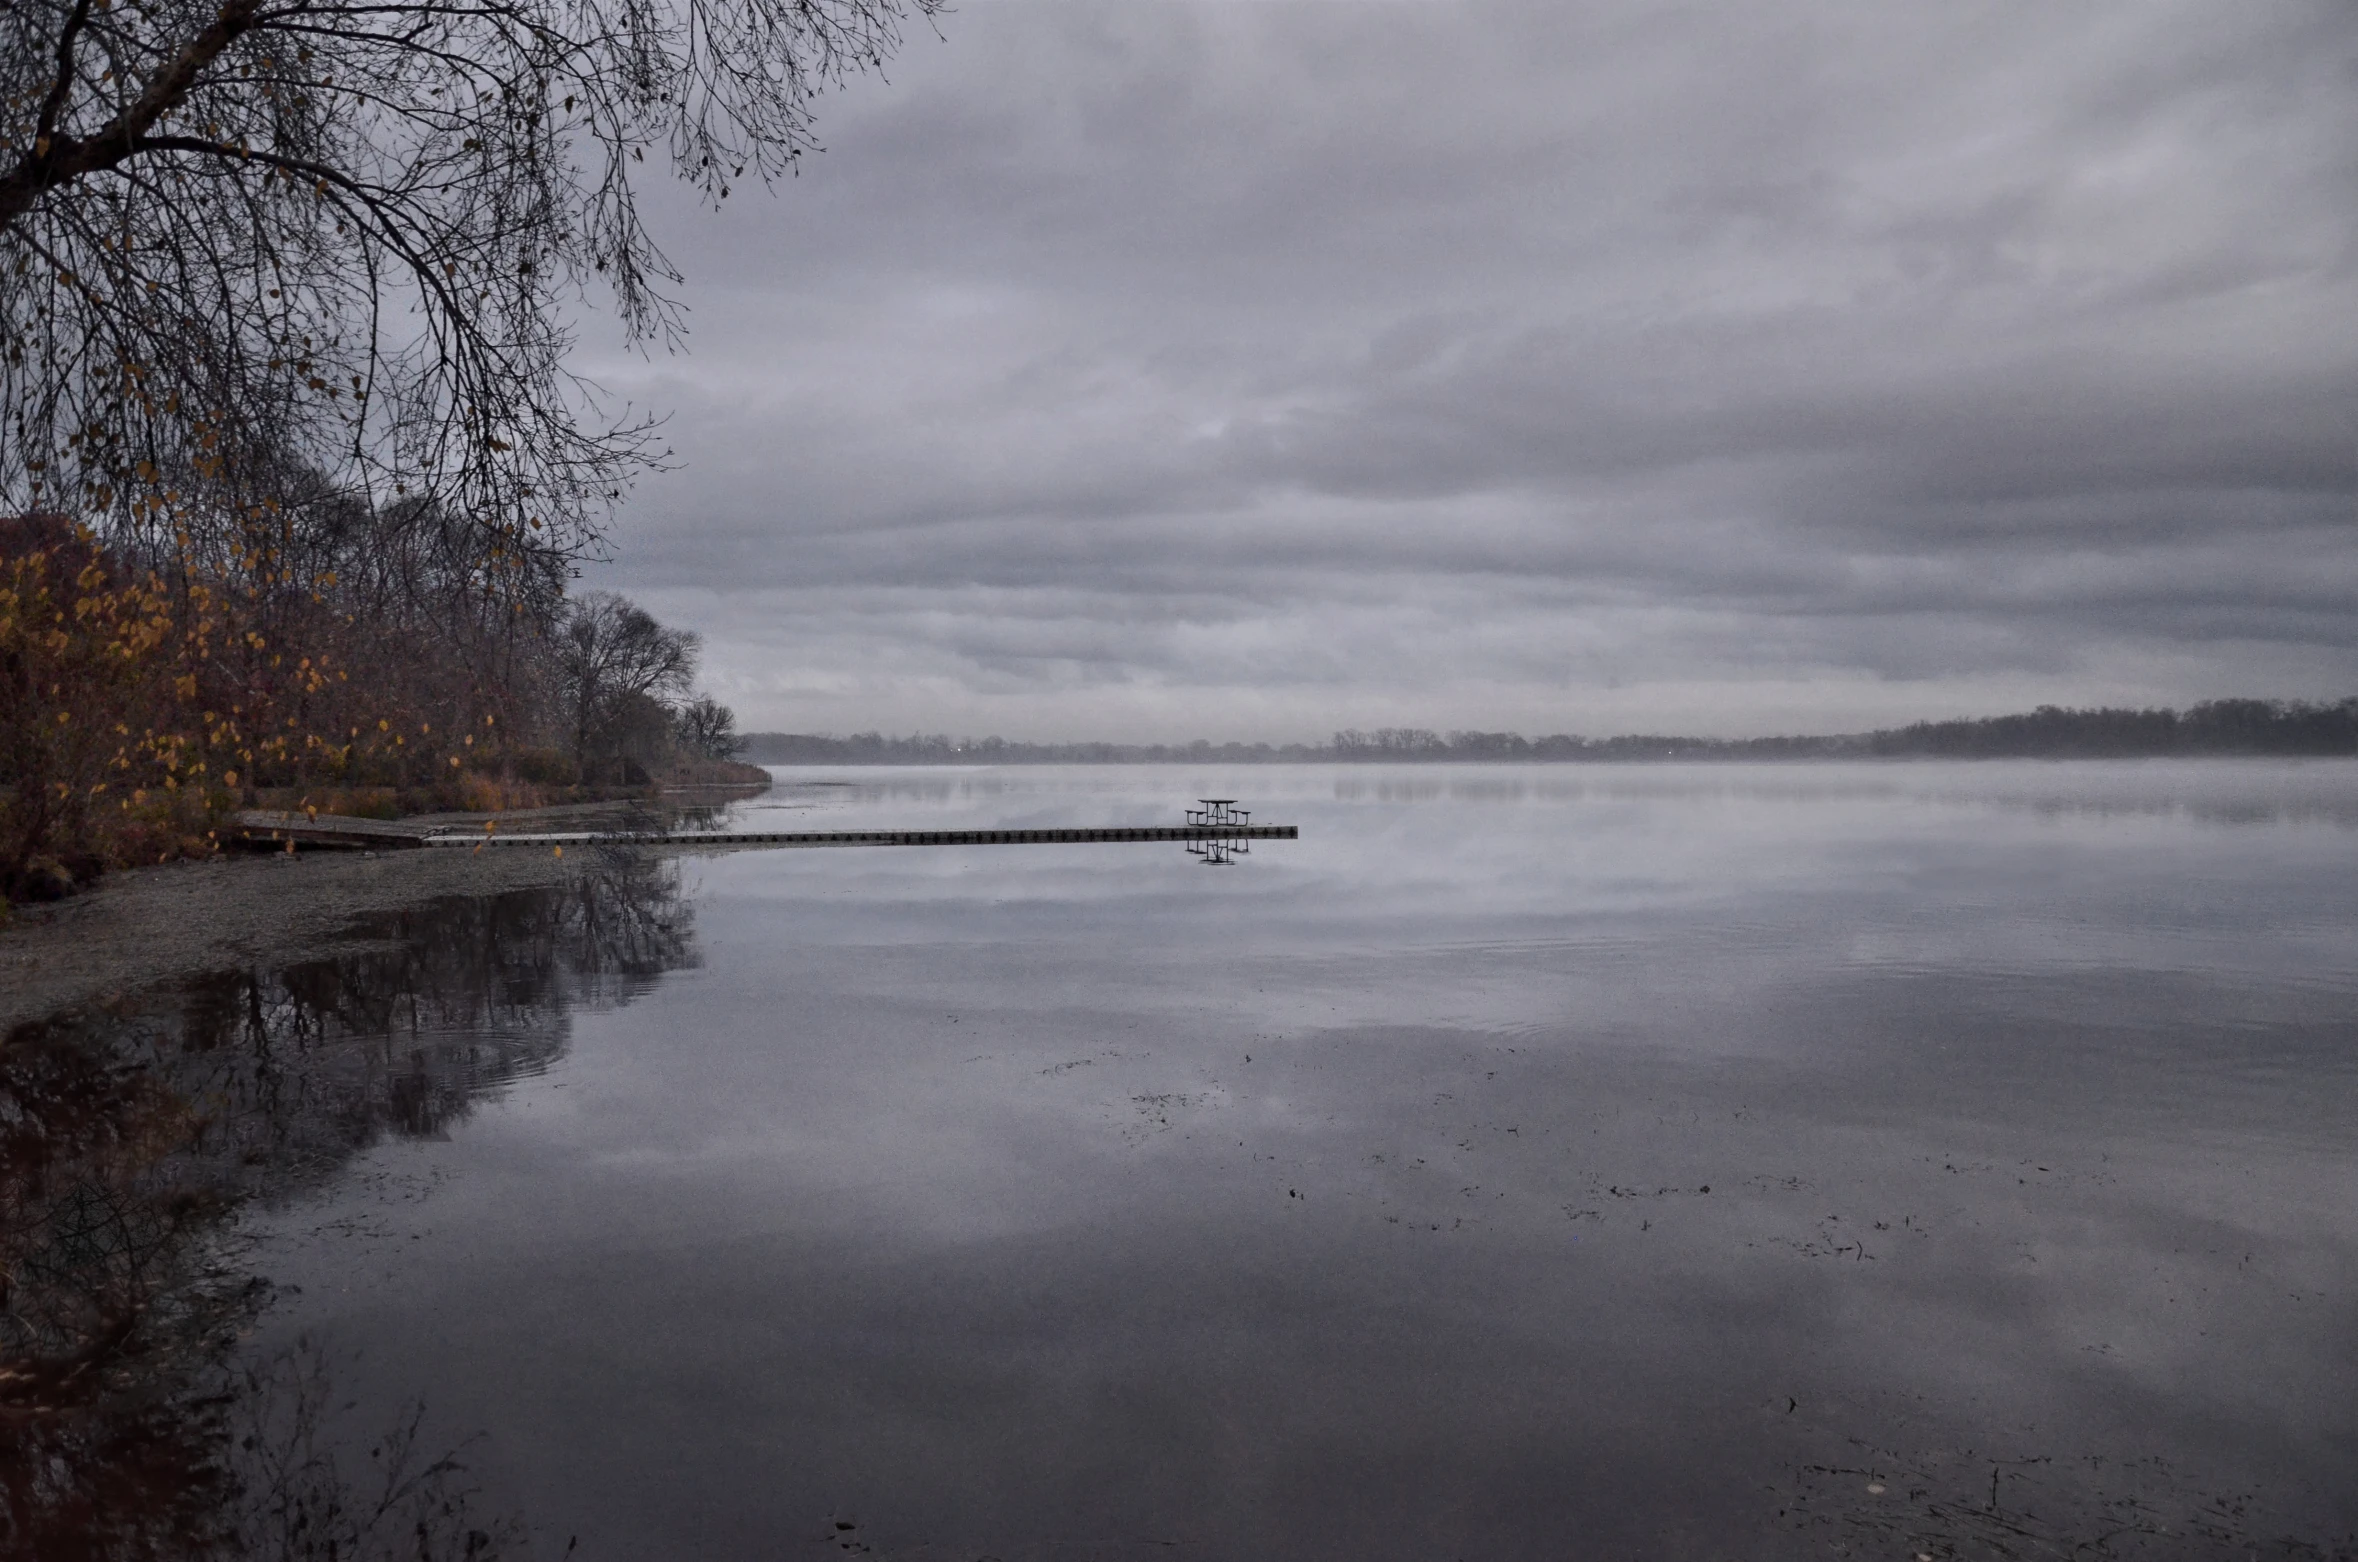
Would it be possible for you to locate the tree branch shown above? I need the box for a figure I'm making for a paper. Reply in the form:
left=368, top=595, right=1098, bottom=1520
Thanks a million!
left=0, top=0, right=268, bottom=229
left=32, top=0, right=98, bottom=148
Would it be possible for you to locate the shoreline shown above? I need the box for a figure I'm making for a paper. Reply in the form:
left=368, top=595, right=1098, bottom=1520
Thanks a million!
left=0, top=836, right=589, bottom=1033
left=0, top=791, right=757, bottom=1033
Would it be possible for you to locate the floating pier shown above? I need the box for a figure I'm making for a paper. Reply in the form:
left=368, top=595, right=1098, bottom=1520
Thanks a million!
left=420, top=824, right=1298, bottom=850
left=231, top=807, right=1295, bottom=856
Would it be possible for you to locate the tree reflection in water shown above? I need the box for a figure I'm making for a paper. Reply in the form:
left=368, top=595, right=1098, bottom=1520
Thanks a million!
left=1, top=857, right=696, bottom=1560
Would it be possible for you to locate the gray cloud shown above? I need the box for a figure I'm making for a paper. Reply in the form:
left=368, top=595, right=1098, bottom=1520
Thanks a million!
left=575, top=0, right=2358, bottom=739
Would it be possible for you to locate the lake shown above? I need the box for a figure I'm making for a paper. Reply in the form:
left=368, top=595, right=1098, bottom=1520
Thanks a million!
left=13, top=762, right=2357, bottom=1559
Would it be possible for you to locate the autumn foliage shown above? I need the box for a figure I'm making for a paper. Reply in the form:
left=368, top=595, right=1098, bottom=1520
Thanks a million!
left=0, top=510, right=559, bottom=902
left=2, top=516, right=220, bottom=896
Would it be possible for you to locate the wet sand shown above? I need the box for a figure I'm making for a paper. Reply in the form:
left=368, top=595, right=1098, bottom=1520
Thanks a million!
left=0, top=796, right=734, bottom=1030
left=0, top=842, right=583, bottom=1030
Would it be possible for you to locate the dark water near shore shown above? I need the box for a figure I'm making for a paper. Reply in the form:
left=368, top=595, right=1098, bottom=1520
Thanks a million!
left=8, top=762, right=2357, bottom=1559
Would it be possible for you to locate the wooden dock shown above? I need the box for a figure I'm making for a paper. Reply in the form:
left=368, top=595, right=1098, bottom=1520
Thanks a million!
left=230, top=811, right=1296, bottom=852
left=421, top=825, right=1299, bottom=850
left=231, top=811, right=434, bottom=850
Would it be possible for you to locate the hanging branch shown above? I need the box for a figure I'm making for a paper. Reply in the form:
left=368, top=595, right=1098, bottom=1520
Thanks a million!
left=0, top=0, right=944, bottom=568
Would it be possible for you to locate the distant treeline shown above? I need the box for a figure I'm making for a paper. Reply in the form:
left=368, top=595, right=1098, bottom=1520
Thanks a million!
left=739, top=700, right=2358, bottom=765
left=1859, top=699, right=2358, bottom=758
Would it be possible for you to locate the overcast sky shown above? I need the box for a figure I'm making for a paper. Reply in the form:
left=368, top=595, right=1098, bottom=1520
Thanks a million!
left=576, top=0, right=2356, bottom=741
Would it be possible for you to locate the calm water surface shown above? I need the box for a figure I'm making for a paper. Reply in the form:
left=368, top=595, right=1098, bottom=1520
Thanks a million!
left=28, top=762, right=2358, bottom=1559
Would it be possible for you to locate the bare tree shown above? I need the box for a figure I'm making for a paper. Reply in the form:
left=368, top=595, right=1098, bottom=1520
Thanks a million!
left=553, top=588, right=695, bottom=776
left=0, top=0, right=944, bottom=566
left=673, top=692, right=738, bottom=759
